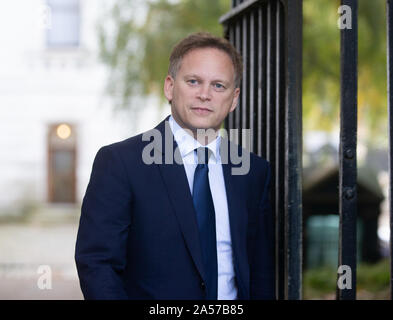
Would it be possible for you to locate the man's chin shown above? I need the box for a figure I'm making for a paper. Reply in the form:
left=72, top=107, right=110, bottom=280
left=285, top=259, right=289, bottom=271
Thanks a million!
left=190, top=122, right=218, bottom=132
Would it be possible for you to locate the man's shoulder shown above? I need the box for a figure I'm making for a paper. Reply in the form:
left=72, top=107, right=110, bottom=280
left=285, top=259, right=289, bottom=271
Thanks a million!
left=224, top=137, right=270, bottom=169
left=250, top=151, right=270, bottom=171
left=100, top=117, right=168, bottom=154
left=247, top=150, right=270, bottom=180
left=93, top=117, right=170, bottom=168
left=102, top=132, right=146, bottom=152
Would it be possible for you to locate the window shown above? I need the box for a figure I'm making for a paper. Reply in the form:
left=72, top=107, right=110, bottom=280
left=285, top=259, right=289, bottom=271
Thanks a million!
left=46, top=0, right=80, bottom=48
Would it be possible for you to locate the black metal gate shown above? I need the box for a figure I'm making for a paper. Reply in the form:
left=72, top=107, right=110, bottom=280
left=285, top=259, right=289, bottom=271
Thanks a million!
left=221, top=0, right=393, bottom=300
left=220, top=0, right=302, bottom=300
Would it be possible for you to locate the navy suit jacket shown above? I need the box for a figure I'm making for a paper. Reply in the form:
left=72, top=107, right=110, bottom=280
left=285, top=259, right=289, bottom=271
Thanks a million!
left=75, top=116, right=275, bottom=300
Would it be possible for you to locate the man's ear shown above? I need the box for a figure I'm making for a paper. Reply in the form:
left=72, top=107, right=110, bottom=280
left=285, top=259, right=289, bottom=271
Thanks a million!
left=229, top=87, right=240, bottom=112
left=164, top=75, right=174, bottom=103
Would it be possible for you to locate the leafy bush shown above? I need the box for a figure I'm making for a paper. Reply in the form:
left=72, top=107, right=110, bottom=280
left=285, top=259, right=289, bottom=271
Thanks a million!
left=303, top=259, right=390, bottom=300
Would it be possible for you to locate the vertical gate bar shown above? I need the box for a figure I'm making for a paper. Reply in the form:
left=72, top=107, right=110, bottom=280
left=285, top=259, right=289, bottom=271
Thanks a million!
left=266, top=0, right=277, bottom=162
left=337, top=0, right=358, bottom=300
left=224, top=20, right=230, bottom=131
left=257, top=4, right=263, bottom=157
left=258, top=4, right=267, bottom=158
left=242, top=12, right=250, bottom=149
left=228, top=25, right=236, bottom=134
left=284, top=0, right=303, bottom=300
left=387, top=0, right=393, bottom=300
left=267, top=0, right=281, bottom=299
left=275, top=0, right=286, bottom=300
left=249, top=10, right=256, bottom=153
left=235, top=18, right=242, bottom=145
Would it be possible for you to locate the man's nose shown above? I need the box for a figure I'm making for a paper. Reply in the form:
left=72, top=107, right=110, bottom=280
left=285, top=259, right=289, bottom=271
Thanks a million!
left=197, top=84, right=212, bottom=101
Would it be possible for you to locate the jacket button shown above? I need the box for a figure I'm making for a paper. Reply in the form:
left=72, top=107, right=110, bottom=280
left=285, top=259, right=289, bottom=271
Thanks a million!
left=200, top=282, right=206, bottom=290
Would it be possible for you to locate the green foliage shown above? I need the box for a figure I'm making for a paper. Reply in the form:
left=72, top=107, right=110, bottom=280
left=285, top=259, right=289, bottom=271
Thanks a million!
left=303, top=265, right=337, bottom=299
left=99, top=0, right=389, bottom=143
left=98, top=0, right=230, bottom=111
left=303, top=0, right=388, bottom=144
left=357, top=259, right=391, bottom=292
left=303, top=258, right=390, bottom=299
left=303, top=0, right=340, bottom=132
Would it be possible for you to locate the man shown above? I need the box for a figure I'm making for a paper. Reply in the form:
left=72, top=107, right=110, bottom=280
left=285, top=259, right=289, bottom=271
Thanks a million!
left=75, top=32, right=275, bottom=300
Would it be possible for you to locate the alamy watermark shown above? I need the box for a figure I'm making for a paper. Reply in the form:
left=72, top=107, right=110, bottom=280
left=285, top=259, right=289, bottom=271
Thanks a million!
left=36, top=5, right=52, bottom=30
left=141, top=125, right=252, bottom=175
left=337, top=265, right=352, bottom=290
left=37, top=265, right=52, bottom=290
left=338, top=5, right=352, bottom=30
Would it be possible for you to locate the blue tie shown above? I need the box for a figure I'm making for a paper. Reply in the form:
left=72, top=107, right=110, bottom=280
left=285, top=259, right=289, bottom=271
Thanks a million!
left=192, top=147, right=218, bottom=300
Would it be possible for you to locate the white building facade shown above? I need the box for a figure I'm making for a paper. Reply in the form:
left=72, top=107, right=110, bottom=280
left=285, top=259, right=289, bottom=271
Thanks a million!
left=0, top=0, right=168, bottom=218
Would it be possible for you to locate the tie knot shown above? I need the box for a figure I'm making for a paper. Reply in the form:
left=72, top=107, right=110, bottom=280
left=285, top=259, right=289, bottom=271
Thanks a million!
left=195, top=147, right=211, bottom=165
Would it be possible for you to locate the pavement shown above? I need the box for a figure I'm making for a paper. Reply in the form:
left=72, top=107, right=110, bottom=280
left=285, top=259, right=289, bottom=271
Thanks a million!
left=0, top=223, right=84, bottom=300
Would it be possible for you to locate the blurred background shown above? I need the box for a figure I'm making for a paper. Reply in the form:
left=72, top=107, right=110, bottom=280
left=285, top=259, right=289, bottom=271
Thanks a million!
left=0, top=0, right=390, bottom=299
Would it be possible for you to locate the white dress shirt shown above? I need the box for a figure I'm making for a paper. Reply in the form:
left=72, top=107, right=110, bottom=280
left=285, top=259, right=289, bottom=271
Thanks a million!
left=169, top=115, right=238, bottom=300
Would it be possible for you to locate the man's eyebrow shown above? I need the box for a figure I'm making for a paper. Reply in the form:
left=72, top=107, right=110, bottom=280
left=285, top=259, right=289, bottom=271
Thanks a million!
left=213, top=79, right=231, bottom=86
left=183, top=74, right=202, bottom=79
left=184, top=74, right=231, bottom=85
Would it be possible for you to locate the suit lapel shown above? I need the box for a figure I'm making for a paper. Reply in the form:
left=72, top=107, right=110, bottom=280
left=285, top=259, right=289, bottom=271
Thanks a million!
left=221, top=140, right=250, bottom=299
left=154, top=118, right=206, bottom=282
left=151, top=119, right=250, bottom=296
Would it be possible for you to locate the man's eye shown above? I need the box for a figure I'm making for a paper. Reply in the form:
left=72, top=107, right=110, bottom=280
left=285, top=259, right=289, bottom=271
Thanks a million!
left=214, top=83, right=225, bottom=89
left=188, top=79, right=198, bottom=85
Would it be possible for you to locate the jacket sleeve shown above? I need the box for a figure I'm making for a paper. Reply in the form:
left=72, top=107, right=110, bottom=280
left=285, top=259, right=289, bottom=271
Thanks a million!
left=250, top=163, right=276, bottom=300
left=75, top=146, right=132, bottom=299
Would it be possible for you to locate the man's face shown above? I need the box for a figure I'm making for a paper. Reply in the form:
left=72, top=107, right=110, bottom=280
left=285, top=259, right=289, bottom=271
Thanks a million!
left=164, top=47, right=240, bottom=134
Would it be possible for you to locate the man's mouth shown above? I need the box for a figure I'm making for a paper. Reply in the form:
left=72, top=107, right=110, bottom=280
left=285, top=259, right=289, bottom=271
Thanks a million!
left=191, top=107, right=213, bottom=115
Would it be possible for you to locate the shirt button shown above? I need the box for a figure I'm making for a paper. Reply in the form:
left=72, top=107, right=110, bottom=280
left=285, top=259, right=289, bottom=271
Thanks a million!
left=200, top=282, right=206, bottom=290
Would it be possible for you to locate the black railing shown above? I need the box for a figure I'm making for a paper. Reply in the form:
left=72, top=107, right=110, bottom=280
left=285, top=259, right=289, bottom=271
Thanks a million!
left=387, top=0, right=393, bottom=301
left=220, top=0, right=303, bottom=300
left=222, top=0, right=393, bottom=301
left=338, top=0, right=358, bottom=300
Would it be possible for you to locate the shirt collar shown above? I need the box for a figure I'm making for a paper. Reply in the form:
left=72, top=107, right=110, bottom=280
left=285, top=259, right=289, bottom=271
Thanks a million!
left=169, top=115, right=221, bottom=162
